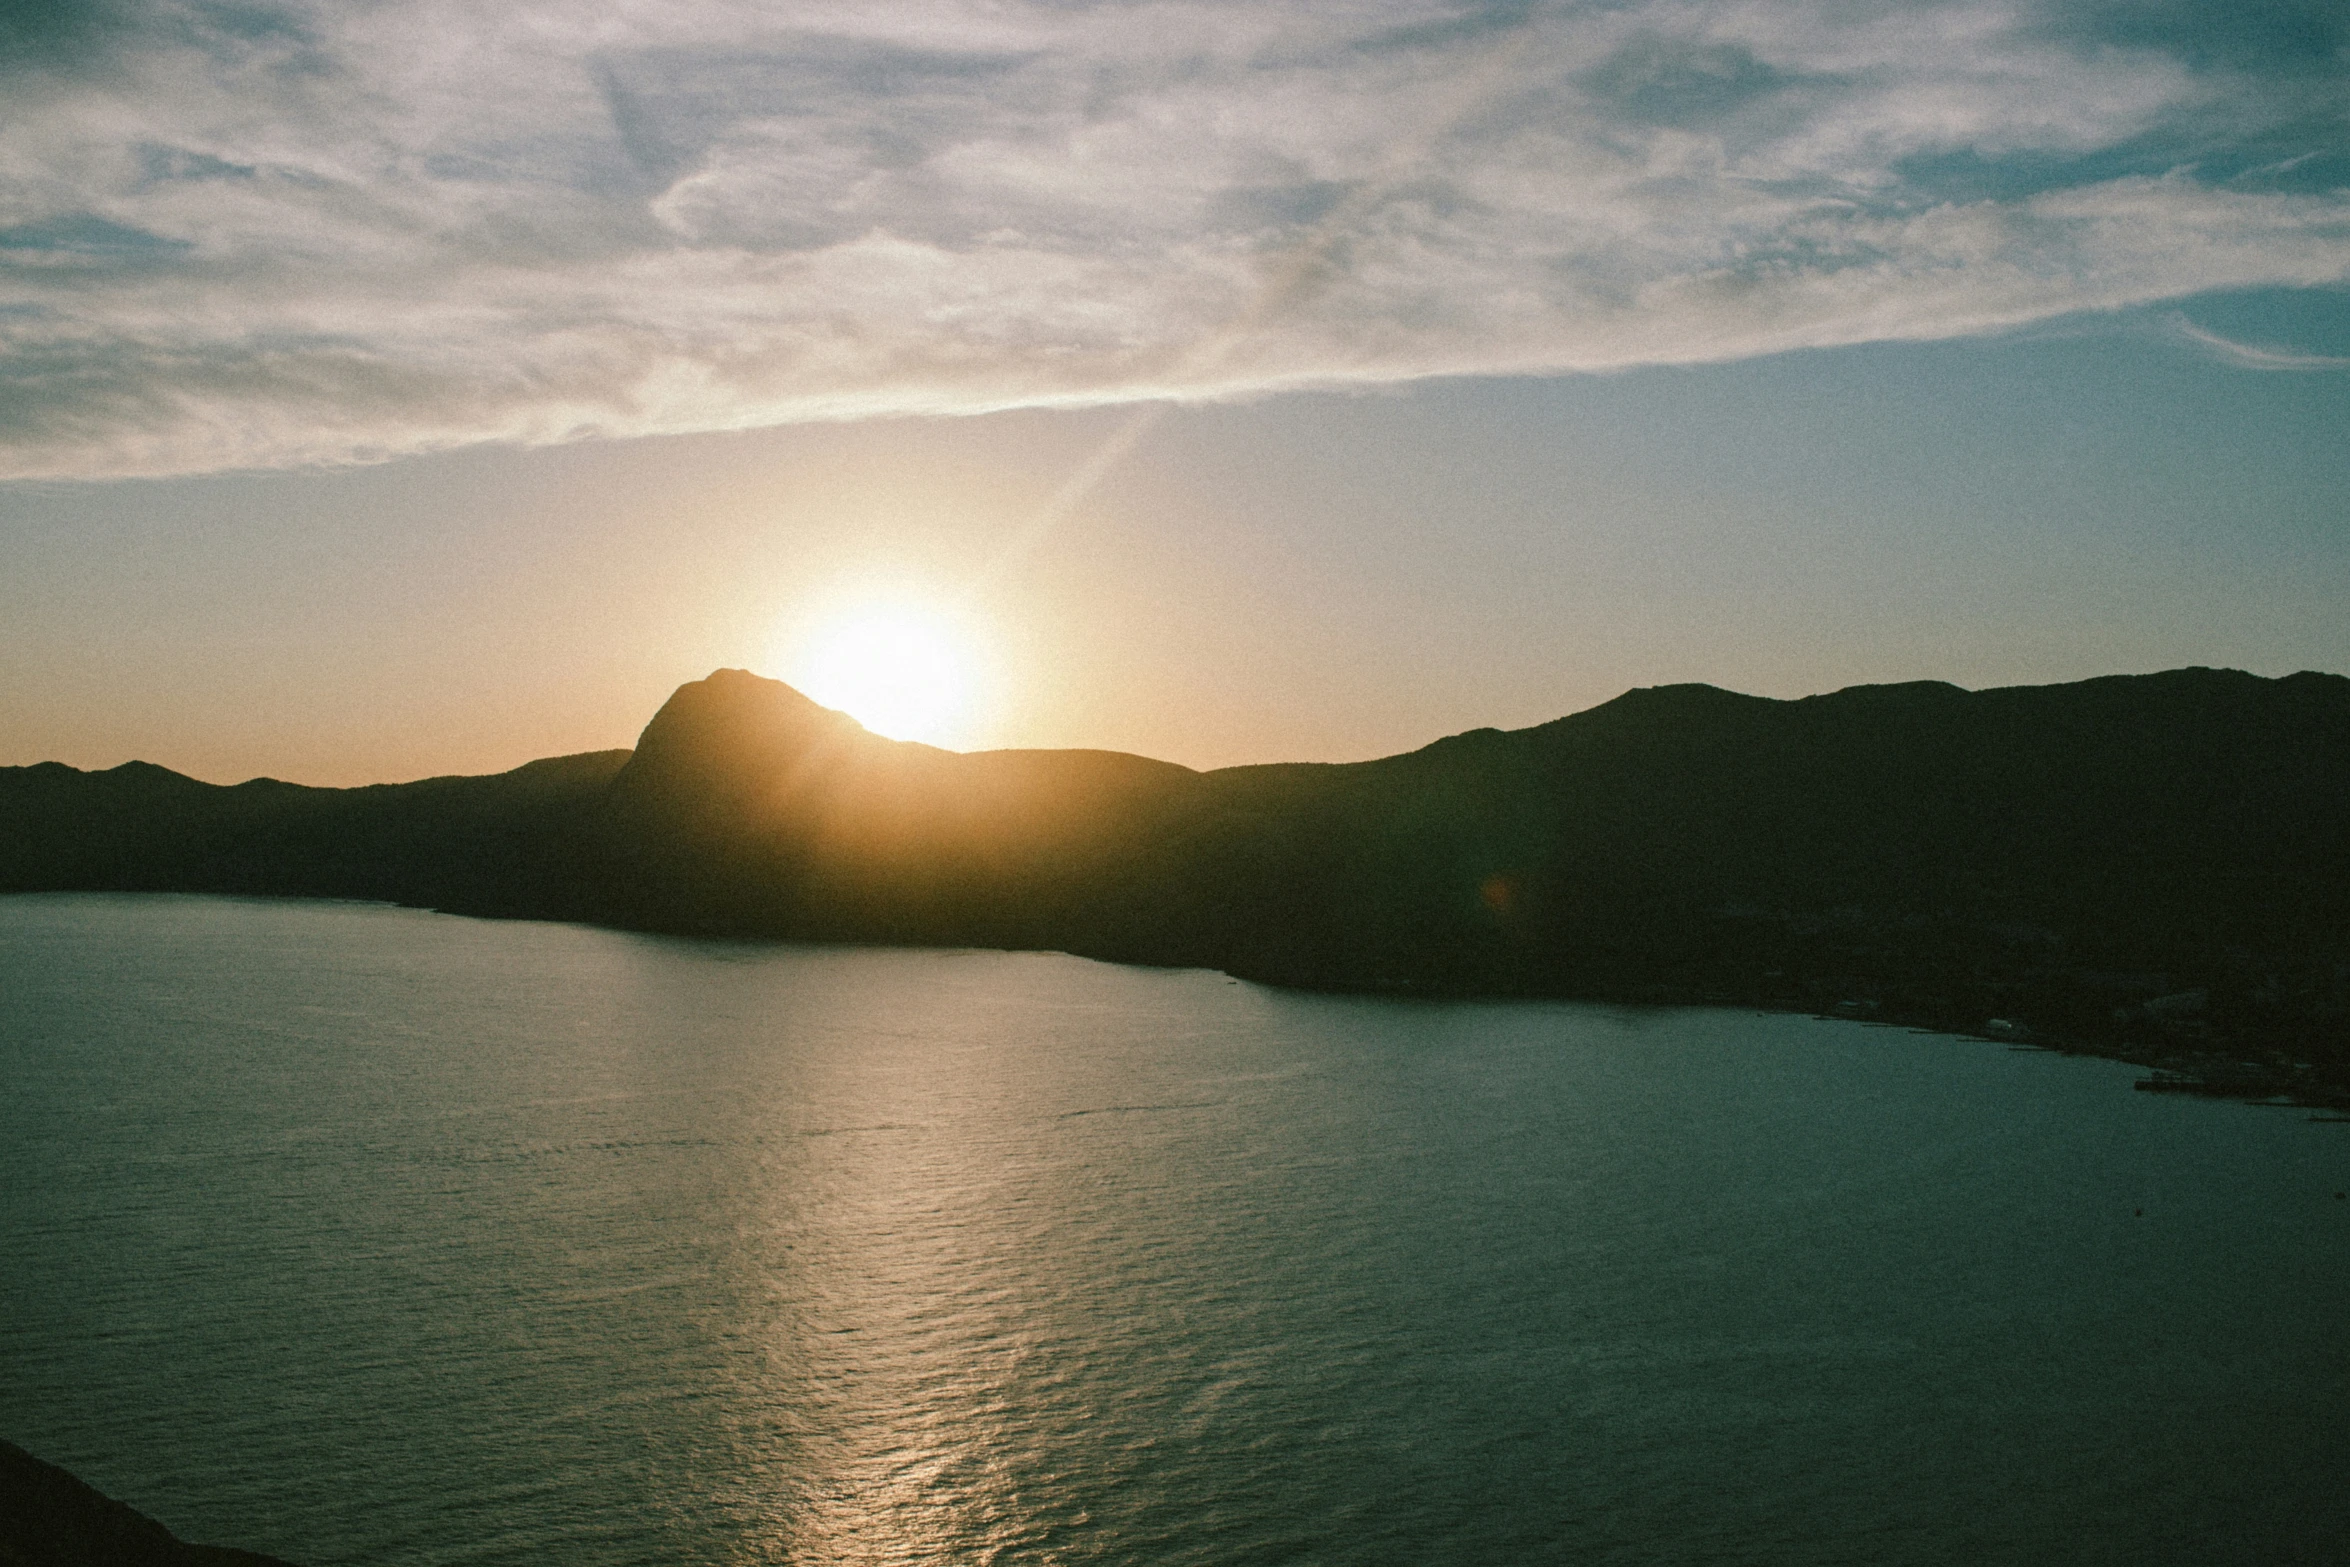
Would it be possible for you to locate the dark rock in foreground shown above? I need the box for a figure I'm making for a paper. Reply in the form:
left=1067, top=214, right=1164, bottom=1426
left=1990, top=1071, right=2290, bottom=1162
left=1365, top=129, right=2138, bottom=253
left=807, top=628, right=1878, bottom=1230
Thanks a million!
left=0, top=1439, right=299, bottom=1567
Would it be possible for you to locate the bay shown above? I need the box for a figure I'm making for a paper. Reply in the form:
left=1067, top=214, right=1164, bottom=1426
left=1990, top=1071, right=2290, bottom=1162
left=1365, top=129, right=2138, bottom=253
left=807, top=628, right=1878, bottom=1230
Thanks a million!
left=2, top=893, right=2345, bottom=1565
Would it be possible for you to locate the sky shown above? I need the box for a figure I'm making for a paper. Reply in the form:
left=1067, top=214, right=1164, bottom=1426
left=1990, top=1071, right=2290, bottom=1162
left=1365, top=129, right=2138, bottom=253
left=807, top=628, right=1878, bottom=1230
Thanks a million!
left=2, top=0, right=2346, bottom=784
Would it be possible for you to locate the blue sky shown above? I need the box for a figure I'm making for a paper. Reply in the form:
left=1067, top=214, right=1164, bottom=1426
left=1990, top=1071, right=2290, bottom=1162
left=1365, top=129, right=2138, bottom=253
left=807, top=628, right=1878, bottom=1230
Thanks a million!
left=2, top=1, right=2345, bottom=781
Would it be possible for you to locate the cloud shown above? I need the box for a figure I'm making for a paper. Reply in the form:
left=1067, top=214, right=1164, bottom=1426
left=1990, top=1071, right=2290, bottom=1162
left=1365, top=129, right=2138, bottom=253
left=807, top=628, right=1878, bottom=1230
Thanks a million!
left=2, top=0, right=2347, bottom=478
left=2170, top=314, right=2350, bottom=369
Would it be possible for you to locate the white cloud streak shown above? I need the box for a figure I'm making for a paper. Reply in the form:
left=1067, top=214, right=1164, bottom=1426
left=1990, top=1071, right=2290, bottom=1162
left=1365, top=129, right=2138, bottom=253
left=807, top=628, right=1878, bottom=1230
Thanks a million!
left=2170, top=314, right=2350, bottom=370
left=2, top=0, right=2346, bottom=477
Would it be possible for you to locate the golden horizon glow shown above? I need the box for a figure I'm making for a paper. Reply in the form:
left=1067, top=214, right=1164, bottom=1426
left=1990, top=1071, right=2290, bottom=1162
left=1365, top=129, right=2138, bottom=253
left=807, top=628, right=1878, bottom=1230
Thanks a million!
left=778, top=597, right=987, bottom=747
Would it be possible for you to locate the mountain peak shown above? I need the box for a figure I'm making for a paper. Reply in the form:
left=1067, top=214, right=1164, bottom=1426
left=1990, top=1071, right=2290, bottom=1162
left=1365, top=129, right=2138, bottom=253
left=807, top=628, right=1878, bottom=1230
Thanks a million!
left=606, top=668, right=866, bottom=816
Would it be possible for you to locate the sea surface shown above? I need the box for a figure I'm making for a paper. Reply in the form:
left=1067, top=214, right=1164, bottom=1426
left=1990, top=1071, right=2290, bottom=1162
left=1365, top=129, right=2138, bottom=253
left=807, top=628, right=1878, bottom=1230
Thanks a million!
left=2, top=893, right=2345, bottom=1567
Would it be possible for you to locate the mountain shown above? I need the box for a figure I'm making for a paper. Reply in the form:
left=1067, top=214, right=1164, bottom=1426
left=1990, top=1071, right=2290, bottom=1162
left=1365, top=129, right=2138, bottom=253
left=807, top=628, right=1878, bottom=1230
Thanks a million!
left=6, top=666, right=2348, bottom=1092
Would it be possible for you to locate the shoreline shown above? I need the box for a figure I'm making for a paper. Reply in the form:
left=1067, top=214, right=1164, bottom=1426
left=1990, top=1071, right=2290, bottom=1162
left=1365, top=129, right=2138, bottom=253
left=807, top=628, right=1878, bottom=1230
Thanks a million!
left=14, top=885, right=2348, bottom=1112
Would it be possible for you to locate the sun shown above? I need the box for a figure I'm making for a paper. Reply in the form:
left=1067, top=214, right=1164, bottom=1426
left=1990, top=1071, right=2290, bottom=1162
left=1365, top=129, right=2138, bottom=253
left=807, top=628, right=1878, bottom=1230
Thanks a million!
left=781, top=600, right=984, bottom=746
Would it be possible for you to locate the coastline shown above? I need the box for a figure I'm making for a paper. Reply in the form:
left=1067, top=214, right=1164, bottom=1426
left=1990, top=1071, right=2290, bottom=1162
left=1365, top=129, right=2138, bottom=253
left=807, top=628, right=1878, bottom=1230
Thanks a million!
left=13, top=884, right=2346, bottom=1112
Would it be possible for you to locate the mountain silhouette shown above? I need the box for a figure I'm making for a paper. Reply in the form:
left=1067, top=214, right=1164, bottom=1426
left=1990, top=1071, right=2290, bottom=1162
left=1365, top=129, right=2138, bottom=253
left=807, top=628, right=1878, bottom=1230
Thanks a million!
left=6, top=666, right=2347, bottom=1092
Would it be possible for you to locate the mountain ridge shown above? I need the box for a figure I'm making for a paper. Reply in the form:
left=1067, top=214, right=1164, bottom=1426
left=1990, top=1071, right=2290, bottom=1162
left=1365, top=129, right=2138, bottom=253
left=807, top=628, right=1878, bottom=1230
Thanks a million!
left=7, top=665, right=2347, bottom=1098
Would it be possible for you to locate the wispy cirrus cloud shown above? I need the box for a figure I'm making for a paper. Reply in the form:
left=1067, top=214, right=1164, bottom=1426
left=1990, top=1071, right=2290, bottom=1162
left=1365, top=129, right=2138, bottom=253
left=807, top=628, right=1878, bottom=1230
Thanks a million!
left=2170, top=313, right=2350, bottom=369
left=1, top=0, right=2346, bottom=478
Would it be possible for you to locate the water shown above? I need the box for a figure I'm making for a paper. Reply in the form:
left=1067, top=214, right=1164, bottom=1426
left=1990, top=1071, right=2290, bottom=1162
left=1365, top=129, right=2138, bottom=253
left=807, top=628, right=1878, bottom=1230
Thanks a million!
left=3, top=894, right=2345, bottom=1566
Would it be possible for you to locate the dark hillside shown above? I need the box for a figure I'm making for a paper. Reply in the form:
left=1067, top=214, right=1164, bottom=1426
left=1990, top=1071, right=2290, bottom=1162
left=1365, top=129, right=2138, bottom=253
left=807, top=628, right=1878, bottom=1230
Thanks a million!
left=6, top=666, right=2346, bottom=1093
left=1108, top=669, right=2350, bottom=1077
left=0, top=750, right=632, bottom=914
left=592, top=669, right=1204, bottom=946
left=0, top=1438, right=300, bottom=1566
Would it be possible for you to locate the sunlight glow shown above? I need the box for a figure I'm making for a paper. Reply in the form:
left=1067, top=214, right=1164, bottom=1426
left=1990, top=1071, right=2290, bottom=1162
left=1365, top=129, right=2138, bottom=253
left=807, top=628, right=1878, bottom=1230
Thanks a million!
left=783, top=600, right=984, bottom=746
